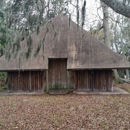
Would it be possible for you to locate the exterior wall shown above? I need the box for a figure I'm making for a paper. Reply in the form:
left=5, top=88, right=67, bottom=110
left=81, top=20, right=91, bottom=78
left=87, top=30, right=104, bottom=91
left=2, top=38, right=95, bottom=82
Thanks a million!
left=8, top=71, right=46, bottom=92
left=70, top=70, right=113, bottom=92
left=7, top=69, right=113, bottom=92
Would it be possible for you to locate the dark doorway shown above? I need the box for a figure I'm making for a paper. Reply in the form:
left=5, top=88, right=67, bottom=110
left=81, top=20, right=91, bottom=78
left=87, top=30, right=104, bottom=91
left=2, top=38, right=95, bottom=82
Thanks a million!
left=48, top=59, right=67, bottom=90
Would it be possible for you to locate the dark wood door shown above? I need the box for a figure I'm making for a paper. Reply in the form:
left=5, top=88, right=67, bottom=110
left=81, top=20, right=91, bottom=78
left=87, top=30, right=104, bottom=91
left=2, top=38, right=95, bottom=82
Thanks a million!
left=48, top=59, right=67, bottom=90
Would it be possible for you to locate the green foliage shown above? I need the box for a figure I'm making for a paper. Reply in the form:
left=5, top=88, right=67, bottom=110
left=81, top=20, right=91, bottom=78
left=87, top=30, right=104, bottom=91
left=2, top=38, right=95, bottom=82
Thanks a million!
left=44, top=83, right=74, bottom=92
left=49, top=83, right=74, bottom=90
left=0, top=9, right=6, bottom=52
left=0, top=72, right=6, bottom=79
left=0, top=6, right=14, bottom=57
left=0, top=72, right=7, bottom=92
left=7, top=0, right=69, bottom=33
left=1, top=0, right=69, bottom=60
left=49, top=83, right=66, bottom=90
left=0, top=85, right=7, bottom=92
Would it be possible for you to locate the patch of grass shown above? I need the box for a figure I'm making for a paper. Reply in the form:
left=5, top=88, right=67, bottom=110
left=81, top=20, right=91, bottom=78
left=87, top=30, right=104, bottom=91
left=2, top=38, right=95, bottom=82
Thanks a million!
left=0, top=73, right=7, bottom=92
left=50, top=115, right=65, bottom=121
left=101, top=122, right=109, bottom=130
left=0, top=120, right=3, bottom=129
left=12, top=103, right=17, bottom=107
left=123, top=88, right=130, bottom=93
left=0, top=83, right=7, bottom=92
left=49, top=83, right=74, bottom=90
left=34, top=98, right=47, bottom=103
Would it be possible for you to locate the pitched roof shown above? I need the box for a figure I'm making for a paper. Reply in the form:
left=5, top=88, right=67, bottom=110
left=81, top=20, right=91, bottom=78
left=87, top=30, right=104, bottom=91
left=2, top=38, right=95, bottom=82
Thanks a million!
left=0, top=14, right=130, bottom=71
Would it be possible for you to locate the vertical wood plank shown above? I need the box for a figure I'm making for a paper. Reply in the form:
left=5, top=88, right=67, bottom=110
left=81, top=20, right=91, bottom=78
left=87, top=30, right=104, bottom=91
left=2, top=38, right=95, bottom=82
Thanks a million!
left=34, top=71, right=36, bottom=91
left=29, top=71, right=31, bottom=92
left=46, top=70, right=49, bottom=93
left=37, top=71, right=39, bottom=90
left=73, top=71, right=77, bottom=90
left=67, top=70, right=70, bottom=92
left=42, top=71, right=45, bottom=91
left=33, top=71, right=35, bottom=91
left=18, top=72, right=20, bottom=91
left=8, top=73, right=11, bottom=92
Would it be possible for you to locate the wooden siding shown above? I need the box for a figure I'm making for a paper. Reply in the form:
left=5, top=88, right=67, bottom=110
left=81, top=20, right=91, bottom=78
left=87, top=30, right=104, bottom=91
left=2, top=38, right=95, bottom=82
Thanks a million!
left=48, top=59, right=67, bottom=90
left=70, top=70, right=113, bottom=92
left=7, top=68, right=113, bottom=92
left=8, top=71, right=46, bottom=92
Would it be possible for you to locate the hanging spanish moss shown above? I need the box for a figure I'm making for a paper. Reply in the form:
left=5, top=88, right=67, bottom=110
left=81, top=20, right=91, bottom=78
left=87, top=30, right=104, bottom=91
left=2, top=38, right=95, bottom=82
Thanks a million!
left=49, top=20, right=57, bottom=40
left=36, top=25, right=40, bottom=35
left=12, top=33, right=21, bottom=59
left=25, top=36, right=32, bottom=59
left=69, top=14, right=71, bottom=29
left=3, top=0, right=69, bottom=59
left=27, top=36, right=32, bottom=48
left=5, top=43, right=12, bottom=61
left=25, top=47, right=32, bottom=60
left=0, top=47, right=3, bottom=57
left=42, top=26, right=49, bottom=44
left=34, top=40, right=41, bottom=57
left=1, top=0, right=87, bottom=63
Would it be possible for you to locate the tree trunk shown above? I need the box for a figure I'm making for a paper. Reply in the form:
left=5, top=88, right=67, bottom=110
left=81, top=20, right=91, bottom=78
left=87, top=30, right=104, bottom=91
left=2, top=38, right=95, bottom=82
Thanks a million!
left=101, top=2, right=111, bottom=48
left=101, top=2, right=130, bottom=84
left=126, top=69, right=129, bottom=80
left=113, top=69, right=130, bottom=83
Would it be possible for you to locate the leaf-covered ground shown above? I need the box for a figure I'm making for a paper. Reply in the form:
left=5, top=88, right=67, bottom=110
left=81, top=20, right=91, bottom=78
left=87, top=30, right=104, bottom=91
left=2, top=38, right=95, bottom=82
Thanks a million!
left=0, top=95, right=130, bottom=130
left=115, top=83, right=130, bottom=93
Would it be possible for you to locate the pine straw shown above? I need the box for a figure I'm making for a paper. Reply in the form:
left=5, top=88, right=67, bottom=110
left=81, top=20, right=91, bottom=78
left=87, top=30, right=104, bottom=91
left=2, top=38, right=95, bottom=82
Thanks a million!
left=0, top=95, right=130, bottom=130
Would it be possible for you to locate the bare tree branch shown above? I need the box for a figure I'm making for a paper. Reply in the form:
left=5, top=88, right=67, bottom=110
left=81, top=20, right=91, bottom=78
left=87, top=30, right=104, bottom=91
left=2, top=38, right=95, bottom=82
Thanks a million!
left=101, top=0, right=130, bottom=18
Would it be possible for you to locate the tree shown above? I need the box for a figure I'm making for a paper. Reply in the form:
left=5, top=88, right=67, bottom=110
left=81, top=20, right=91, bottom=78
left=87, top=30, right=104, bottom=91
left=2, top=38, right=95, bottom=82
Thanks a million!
left=1, top=0, right=69, bottom=59
left=117, top=17, right=130, bottom=80
left=109, top=15, right=130, bottom=82
left=0, top=10, right=6, bottom=56
left=5, top=0, right=69, bottom=33
left=0, top=4, right=14, bottom=57
left=98, top=1, right=130, bottom=83
left=101, top=1, right=111, bottom=48
left=101, top=0, right=130, bottom=18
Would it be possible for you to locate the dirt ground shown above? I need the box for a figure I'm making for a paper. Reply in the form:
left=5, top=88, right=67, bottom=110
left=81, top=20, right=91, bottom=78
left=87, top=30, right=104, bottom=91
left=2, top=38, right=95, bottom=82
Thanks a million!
left=0, top=94, right=130, bottom=130
left=114, top=83, right=130, bottom=93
